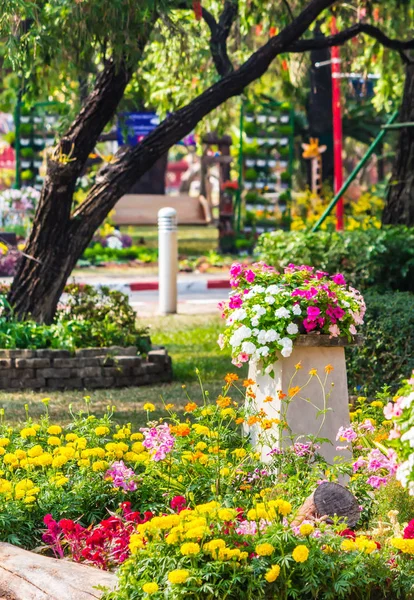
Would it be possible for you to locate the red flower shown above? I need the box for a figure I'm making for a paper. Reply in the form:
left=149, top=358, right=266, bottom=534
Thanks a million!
left=403, top=519, right=414, bottom=539
left=171, top=495, right=187, bottom=513
left=339, top=529, right=356, bottom=540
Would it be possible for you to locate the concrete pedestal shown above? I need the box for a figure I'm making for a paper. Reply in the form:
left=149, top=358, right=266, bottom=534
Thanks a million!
left=247, top=335, right=361, bottom=465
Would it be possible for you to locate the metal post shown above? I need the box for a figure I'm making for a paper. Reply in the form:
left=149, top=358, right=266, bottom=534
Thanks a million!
left=158, top=207, right=178, bottom=315
left=235, top=98, right=244, bottom=233
left=331, top=16, right=344, bottom=231
left=311, top=109, right=398, bottom=232
left=13, top=90, right=22, bottom=190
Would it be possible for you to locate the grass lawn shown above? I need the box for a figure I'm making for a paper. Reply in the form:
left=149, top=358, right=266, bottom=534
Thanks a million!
left=0, top=314, right=245, bottom=426
left=120, top=225, right=219, bottom=256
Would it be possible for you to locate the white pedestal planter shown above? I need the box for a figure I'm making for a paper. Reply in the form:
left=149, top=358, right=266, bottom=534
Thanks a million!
left=246, top=335, right=361, bottom=465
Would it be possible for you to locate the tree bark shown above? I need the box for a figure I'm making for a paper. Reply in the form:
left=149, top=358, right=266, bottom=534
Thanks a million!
left=8, top=0, right=338, bottom=323
left=383, top=61, right=414, bottom=226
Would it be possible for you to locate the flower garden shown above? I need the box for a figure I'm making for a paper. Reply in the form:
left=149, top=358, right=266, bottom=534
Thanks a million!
left=0, top=263, right=413, bottom=599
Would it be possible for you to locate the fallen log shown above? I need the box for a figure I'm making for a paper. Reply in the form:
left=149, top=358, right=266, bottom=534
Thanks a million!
left=0, top=542, right=116, bottom=600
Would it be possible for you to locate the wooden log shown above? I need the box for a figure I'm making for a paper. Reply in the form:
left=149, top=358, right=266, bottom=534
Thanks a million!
left=0, top=542, right=116, bottom=600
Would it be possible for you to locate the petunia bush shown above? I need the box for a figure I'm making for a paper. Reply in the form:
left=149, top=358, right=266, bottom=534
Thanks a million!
left=218, top=262, right=365, bottom=371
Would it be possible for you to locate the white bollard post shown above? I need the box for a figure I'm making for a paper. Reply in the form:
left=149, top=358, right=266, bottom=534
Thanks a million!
left=158, top=207, right=178, bottom=315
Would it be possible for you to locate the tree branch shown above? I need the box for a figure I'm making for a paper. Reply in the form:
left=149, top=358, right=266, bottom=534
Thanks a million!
left=287, top=23, right=414, bottom=52
left=201, top=0, right=238, bottom=77
left=73, top=0, right=336, bottom=233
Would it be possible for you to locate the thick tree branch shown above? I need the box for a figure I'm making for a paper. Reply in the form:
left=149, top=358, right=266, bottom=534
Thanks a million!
left=73, top=0, right=336, bottom=232
left=287, top=23, right=414, bottom=52
left=201, top=0, right=238, bottom=77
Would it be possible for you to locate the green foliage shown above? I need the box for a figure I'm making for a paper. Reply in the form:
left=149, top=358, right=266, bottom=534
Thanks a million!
left=256, top=227, right=414, bottom=292
left=346, top=292, right=414, bottom=395
left=0, top=286, right=150, bottom=352
left=82, top=243, right=158, bottom=265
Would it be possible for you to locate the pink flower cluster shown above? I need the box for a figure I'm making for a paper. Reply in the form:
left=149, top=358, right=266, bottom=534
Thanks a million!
left=336, top=426, right=358, bottom=443
left=353, top=448, right=398, bottom=489
left=105, top=461, right=137, bottom=491
left=141, top=423, right=175, bottom=461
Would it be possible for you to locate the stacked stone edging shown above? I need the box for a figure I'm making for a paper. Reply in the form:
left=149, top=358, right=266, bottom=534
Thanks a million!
left=0, top=346, right=172, bottom=391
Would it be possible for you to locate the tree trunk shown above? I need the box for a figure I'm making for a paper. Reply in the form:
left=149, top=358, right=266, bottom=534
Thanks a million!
left=8, top=0, right=336, bottom=323
left=383, top=61, right=414, bottom=226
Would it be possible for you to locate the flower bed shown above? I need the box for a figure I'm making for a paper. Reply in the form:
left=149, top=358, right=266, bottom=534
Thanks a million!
left=0, top=373, right=413, bottom=598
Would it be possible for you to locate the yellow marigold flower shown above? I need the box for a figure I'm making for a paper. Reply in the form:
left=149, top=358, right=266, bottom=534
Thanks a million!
left=216, top=395, right=231, bottom=409
left=20, top=427, right=37, bottom=439
left=0, top=478, right=12, bottom=494
left=265, top=564, right=281, bottom=583
left=0, top=447, right=5, bottom=456
left=185, top=526, right=206, bottom=539
left=255, top=543, right=274, bottom=556
left=52, top=455, right=69, bottom=468
left=48, top=436, right=61, bottom=446
left=36, top=453, right=53, bottom=466
left=218, top=508, right=236, bottom=521
left=299, top=523, right=314, bottom=536
left=218, top=547, right=241, bottom=561
left=201, top=406, right=214, bottom=417
left=142, top=582, right=159, bottom=595
left=130, top=432, right=144, bottom=441
left=232, top=448, right=247, bottom=459
left=205, top=539, right=226, bottom=553
left=143, top=403, right=155, bottom=412
left=180, top=542, right=200, bottom=556
left=93, top=460, right=108, bottom=472
left=27, top=445, right=43, bottom=458
left=129, top=534, right=145, bottom=553
left=47, top=425, right=62, bottom=435
left=224, top=373, right=238, bottom=384
left=371, top=401, right=384, bottom=408
left=220, top=467, right=230, bottom=477
left=324, top=364, right=334, bottom=374
left=95, top=426, right=110, bottom=436
left=323, top=545, right=334, bottom=554
left=277, top=500, right=292, bottom=516
left=0, top=438, right=10, bottom=447
left=65, top=433, right=78, bottom=442
left=341, top=538, right=356, bottom=552
left=52, top=476, right=68, bottom=487
left=292, top=544, right=309, bottom=562
left=308, top=369, right=318, bottom=376
left=3, top=453, right=18, bottom=466
left=168, top=569, right=189, bottom=584
left=15, top=449, right=26, bottom=459
left=184, top=402, right=198, bottom=413
left=78, top=459, right=90, bottom=468
left=391, top=538, right=414, bottom=555
left=24, top=495, right=37, bottom=504
left=192, top=424, right=210, bottom=436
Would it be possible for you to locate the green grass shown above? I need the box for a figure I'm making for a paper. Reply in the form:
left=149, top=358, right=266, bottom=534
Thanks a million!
left=0, top=314, right=243, bottom=426
left=121, top=225, right=219, bottom=256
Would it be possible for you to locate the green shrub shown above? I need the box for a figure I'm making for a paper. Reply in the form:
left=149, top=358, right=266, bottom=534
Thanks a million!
left=346, top=291, right=414, bottom=395
left=82, top=243, right=157, bottom=264
left=0, top=286, right=150, bottom=352
left=256, top=227, right=414, bottom=292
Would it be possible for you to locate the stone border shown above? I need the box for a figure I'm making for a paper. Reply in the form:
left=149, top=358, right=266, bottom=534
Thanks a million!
left=294, top=334, right=363, bottom=348
left=0, top=346, right=172, bottom=391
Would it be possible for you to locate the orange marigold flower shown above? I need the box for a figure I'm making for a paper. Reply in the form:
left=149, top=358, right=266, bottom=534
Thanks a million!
left=224, top=373, right=239, bottom=384
left=184, top=402, right=198, bottom=413
left=277, top=390, right=287, bottom=400
left=324, top=364, right=334, bottom=374
left=295, top=362, right=302, bottom=370
left=247, top=416, right=260, bottom=426
left=165, top=403, right=175, bottom=411
left=243, top=378, right=255, bottom=387
left=171, top=423, right=191, bottom=437
left=216, top=395, right=232, bottom=408
left=263, top=396, right=273, bottom=403
left=261, top=419, right=273, bottom=430
left=246, top=390, right=256, bottom=399
left=288, top=386, right=301, bottom=397
left=309, top=368, right=318, bottom=376
left=235, top=417, right=244, bottom=425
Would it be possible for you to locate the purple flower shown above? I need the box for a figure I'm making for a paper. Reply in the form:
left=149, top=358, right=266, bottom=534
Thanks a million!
left=141, top=423, right=175, bottom=461
left=367, top=475, right=388, bottom=489
left=245, top=269, right=256, bottom=283
left=352, top=458, right=367, bottom=472
left=359, top=419, right=375, bottom=433
left=336, top=426, right=357, bottom=442
left=332, top=273, right=346, bottom=286
left=229, top=294, right=243, bottom=309
left=307, top=306, right=321, bottom=320
left=105, top=461, right=137, bottom=491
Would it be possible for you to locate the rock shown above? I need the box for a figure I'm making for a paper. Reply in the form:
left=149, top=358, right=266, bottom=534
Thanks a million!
left=0, top=542, right=116, bottom=599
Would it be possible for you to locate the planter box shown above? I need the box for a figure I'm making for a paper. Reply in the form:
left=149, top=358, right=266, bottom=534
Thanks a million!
left=0, top=346, right=172, bottom=391
left=246, top=334, right=362, bottom=465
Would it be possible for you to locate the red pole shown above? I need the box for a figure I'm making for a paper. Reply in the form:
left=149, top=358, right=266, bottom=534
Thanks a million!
left=331, top=16, right=344, bottom=230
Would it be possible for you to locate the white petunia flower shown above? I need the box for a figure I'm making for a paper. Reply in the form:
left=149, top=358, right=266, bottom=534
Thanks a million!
left=286, top=323, right=299, bottom=335
left=281, top=346, right=293, bottom=358
left=258, top=346, right=270, bottom=357
left=251, top=317, right=260, bottom=327
left=275, top=307, right=290, bottom=319
left=266, top=284, right=282, bottom=295
left=252, top=305, right=267, bottom=317
left=232, top=308, right=247, bottom=322
left=280, top=337, right=293, bottom=348
left=265, top=295, right=275, bottom=305
left=292, top=304, right=301, bottom=316
left=242, top=341, right=257, bottom=354
left=265, top=329, right=279, bottom=342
